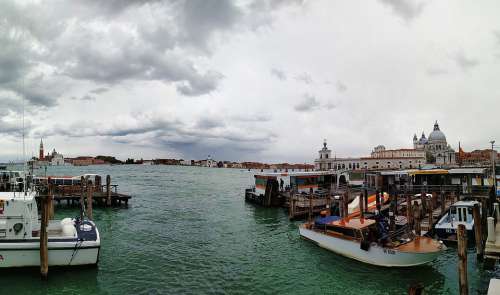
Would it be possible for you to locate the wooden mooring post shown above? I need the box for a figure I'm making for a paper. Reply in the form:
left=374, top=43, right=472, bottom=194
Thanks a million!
left=80, top=176, right=85, bottom=221
left=86, top=180, right=93, bottom=220
left=427, top=194, right=433, bottom=231
left=343, top=192, right=349, bottom=219
left=363, top=188, right=368, bottom=213
left=47, top=177, right=54, bottom=220
left=413, top=200, right=421, bottom=236
left=308, top=189, right=313, bottom=223
left=359, top=192, right=364, bottom=219
left=472, top=203, right=483, bottom=260
left=406, top=195, right=413, bottom=229
left=457, top=223, right=468, bottom=295
left=389, top=194, right=396, bottom=232
left=106, top=175, right=112, bottom=206
left=408, top=283, right=424, bottom=295
left=440, top=190, right=445, bottom=215
left=40, top=192, right=49, bottom=279
left=375, top=191, right=381, bottom=214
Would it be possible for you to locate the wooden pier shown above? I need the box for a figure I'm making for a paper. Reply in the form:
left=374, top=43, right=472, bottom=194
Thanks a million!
left=35, top=175, right=131, bottom=208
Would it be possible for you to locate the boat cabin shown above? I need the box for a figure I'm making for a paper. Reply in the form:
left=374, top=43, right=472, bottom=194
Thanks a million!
left=0, top=192, right=39, bottom=239
left=0, top=171, right=25, bottom=192
left=437, top=200, right=479, bottom=230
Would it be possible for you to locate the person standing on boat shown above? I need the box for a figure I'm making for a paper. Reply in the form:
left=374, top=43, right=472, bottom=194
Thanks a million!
left=280, top=178, right=284, bottom=191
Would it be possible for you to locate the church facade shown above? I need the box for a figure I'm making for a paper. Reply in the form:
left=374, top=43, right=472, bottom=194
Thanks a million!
left=413, top=121, right=455, bottom=165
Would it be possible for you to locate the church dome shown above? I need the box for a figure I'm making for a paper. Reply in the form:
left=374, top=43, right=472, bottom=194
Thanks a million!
left=428, top=121, right=446, bottom=142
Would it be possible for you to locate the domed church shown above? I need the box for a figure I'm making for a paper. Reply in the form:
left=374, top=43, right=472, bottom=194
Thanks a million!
left=413, top=121, right=455, bottom=165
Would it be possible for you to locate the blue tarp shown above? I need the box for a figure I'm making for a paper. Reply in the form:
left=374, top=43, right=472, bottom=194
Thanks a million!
left=314, top=215, right=341, bottom=226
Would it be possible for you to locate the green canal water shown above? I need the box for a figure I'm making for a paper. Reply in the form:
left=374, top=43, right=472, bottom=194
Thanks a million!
left=0, top=165, right=498, bottom=294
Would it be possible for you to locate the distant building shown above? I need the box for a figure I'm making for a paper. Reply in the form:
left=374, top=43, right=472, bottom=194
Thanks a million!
left=66, top=157, right=106, bottom=166
left=314, top=141, right=425, bottom=171
left=413, top=121, right=455, bottom=165
left=457, top=148, right=498, bottom=166
left=50, top=149, right=64, bottom=166
left=205, top=155, right=216, bottom=167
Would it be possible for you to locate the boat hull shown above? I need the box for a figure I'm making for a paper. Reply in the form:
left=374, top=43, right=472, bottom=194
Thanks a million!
left=0, top=241, right=99, bottom=267
left=299, top=227, right=443, bottom=267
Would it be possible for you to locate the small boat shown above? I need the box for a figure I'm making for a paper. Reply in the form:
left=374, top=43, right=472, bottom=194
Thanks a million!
left=434, top=200, right=479, bottom=242
left=300, top=215, right=446, bottom=267
left=0, top=191, right=100, bottom=267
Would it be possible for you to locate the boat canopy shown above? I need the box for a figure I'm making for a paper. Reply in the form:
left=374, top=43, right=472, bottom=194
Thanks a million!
left=331, top=218, right=375, bottom=230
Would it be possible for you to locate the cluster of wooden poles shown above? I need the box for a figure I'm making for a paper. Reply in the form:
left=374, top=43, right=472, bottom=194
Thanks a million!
left=456, top=200, right=499, bottom=295
left=39, top=176, right=107, bottom=279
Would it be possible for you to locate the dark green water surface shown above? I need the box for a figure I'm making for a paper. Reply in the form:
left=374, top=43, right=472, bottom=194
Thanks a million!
left=0, top=165, right=497, bottom=294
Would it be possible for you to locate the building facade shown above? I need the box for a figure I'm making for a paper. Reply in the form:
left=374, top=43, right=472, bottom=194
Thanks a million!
left=314, top=143, right=426, bottom=171
left=413, top=121, right=455, bottom=165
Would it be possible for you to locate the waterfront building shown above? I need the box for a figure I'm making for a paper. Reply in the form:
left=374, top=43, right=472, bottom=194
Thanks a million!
left=314, top=142, right=425, bottom=171
left=413, top=121, right=455, bottom=165
left=457, top=148, right=499, bottom=166
left=50, top=149, right=65, bottom=166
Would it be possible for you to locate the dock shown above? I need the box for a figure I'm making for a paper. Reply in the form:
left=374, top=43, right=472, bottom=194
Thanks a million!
left=34, top=174, right=132, bottom=208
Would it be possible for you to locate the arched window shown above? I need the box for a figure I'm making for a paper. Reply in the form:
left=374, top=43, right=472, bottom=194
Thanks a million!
left=325, top=154, right=328, bottom=159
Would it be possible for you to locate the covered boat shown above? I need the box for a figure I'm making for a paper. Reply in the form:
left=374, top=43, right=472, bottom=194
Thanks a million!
left=0, top=191, right=100, bottom=267
left=300, top=216, right=446, bottom=267
left=434, top=200, right=479, bottom=242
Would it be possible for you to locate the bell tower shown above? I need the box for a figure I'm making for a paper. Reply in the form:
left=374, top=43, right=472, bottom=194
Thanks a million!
left=39, top=138, right=44, bottom=160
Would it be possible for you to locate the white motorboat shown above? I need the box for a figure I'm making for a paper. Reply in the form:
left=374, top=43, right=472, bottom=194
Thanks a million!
left=300, top=216, right=446, bottom=267
left=0, top=191, right=100, bottom=267
left=434, top=200, right=479, bottom=242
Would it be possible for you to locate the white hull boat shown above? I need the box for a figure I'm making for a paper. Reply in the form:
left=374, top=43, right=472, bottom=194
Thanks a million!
left=300, top=217, right=445, bottom=267
left=0, top=192, right=100, bottom=268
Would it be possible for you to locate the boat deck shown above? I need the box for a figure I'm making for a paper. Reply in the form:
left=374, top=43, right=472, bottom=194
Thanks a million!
left=395, top=236, right=443, bottom=253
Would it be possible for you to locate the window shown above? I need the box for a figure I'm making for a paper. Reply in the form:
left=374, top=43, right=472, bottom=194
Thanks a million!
left=356, top=163, right=360, bottom=169
left=326, top=154, right=329, bottom=159
left=349, top=163, right=352, bottom=169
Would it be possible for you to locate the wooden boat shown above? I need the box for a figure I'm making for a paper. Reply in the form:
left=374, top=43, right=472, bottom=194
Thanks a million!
left=299, top=216, right=446, bottom=267
left=0, top=191, right=100, bottom=267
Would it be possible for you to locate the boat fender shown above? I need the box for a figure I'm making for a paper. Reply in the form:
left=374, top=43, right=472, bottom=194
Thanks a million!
left=360, top=240, right=370, bottom=251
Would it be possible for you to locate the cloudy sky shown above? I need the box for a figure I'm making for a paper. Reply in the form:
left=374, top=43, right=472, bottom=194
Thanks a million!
left=1, top=0, right=499, bottom=163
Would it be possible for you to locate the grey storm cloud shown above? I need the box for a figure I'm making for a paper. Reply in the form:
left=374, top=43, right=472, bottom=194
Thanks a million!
left=452, top=51, right=480, bottom=71
left=294, top=93, right=320, bottom=112
left=270, top=68, right=286, bottom=80
left=0, top=0, right=302, bottom=119
left=426, top=68, right=448, bottom=76
left=336, top=81, right=347, bottom=92
left=378, top=0, right=425, bottom=22
left=44, top=112, right=275, bottom=160
left=196, top=117, right=226, bottom=129
left=71, top=95, right=96, bottom=102
left=493, top=30, right=500, bottom=43
left=295, top=72, right=313, bottom=84
left=90, top=88, right=109, bottom=95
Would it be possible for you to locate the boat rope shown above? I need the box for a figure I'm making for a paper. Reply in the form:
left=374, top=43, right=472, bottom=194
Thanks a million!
left=68, top=239, right=84, bottom=266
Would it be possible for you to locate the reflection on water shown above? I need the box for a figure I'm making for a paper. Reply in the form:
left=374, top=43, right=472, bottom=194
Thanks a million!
left=0, top=165, right=496, bottom=294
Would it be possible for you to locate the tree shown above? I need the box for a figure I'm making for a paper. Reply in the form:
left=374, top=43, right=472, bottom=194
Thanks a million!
left=426, top=151, right=436, bottom=163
